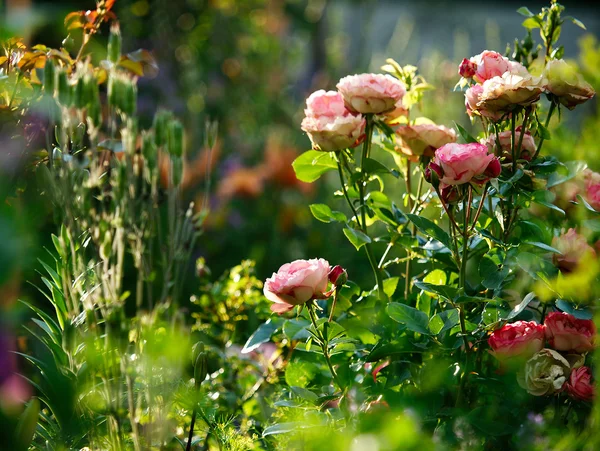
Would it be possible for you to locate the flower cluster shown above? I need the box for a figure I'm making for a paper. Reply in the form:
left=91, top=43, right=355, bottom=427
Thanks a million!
left=489, top=312, right=595, bottom=400
left=459, top=50, right=594, bottom=120
left=301, top=74, right=406, bottom=152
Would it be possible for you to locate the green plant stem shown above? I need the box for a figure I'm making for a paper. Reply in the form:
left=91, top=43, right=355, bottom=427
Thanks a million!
left=186, top=407, right=197, bottom=451
left=328, top=288, right=339, bottom=323
left=307, top=304, right=344, bottom=393
left=532, top=101, right=557, bottom=160
left=336, top=158, right=360, bottom=225
left=511, top=113, right=517, bottom=172
left=358, top=116, right=386, bottom=301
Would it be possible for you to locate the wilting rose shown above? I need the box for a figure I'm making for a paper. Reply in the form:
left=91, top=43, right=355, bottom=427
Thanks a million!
left=488, top=321, right=545, bottom=361
left=301, top=90, right=365, bottom=152
left=545, top=59, right=595, bottom=109
left=544, top=311, right=595, bottom=353
left=478, top=72, right=545, bottom=114
left=264, top=258, right=331, bottom=313
left=430, top=142, right=501, bottom=186
left=395, top=122, right=456, bottom=158
left=336, top=73, right=406, bottom=114
left=565, top=366, right=595, bottom=401
left=551, top=228, right=596, bottom=273
left=517, top=348, right=577, bottom=396
left=483, top=127, right=537, bottom=161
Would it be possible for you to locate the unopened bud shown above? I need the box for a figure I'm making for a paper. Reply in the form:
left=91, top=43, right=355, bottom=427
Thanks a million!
left=192, top=342, right=209, bottom=388
left=328, top=265, right=348, bottom=287
left=153, top=110, right=173, bottom=147
left=440, top=184, right=461, bottom=204
left=44, top=59, right=56, bottom=95
left=141, top=131, right=157, bottom=169
left=425, top=162, right=442, bottom=189
left=484, top=157, right=502, bottom=179
left=171, top=156, right=184, bottom=187
left=458, top=58, right=477, bottom=78
left=107, top=22, right=122, bottom=64
left=168, top=119, right=184, bottom=157
left=122, top=81, right=137, bottom=116
left=205, top=119, right=218, bottom=149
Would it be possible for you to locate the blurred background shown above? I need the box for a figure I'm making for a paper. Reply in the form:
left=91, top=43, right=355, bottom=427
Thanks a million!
left=1, top=0, right=599, bottom=416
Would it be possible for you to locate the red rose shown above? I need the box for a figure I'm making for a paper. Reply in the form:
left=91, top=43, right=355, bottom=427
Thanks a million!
left=488, top=321, right=545, bottom=361
left=565, top=366, right=595, bottom=401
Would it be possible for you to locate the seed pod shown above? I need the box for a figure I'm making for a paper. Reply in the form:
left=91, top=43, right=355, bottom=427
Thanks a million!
left=44, top=59, right=56, bottom=95
left=107, top=22, right=122, bottom=64
left=57, top=69, right=70, bottom=105
left=168, top=119, right=184, bottom=157
left=153, top=110, right=173, bottom=147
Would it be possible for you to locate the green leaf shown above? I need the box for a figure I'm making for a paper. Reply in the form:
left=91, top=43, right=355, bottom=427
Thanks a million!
left=479, top=257, right=509, bottom=290
left=524, top=241, right=562, bottom=254
left=405, top=214, right=452, bottom=249
left=309, top=204, right=347, bottom=223
left=362, top=158, right=395, bottom=177
left=285, top=362, right=317, bottom=388
left=413, top=280, right=458, bottom=301
left=365, top=338, right=426, bottom=362
left=16, top=398, right=40, bottom=449
left=522, top=17, right=541, bottom=29
left=576, top=194, right=598, bottom=213
left=547, top=161, right=587, bottom=188
left=343, top=227, right=372, bottom=250
left=386, top=302, right=430, bottom=335
left=290, top=386, right=319, bottom=402
left=429, top=309, right=459, bottom=335
left=505, top=292, right=536, bottom=320
left=516, top=6, right=534, bottom=17
left=423, top=269, right=447, bottom=286
left=454, top=122, right=478, bottom=143
left=283, top=319, right=311, bottom=340
left=383, top=277, right=399, bottom=298
left=242, top=320, right=279, bottom=353
left=556, top=299, right=593, bottom=320
left=263, top=422, right=307, bottom=437
left=292, top=150, right=337, bottom=183
left=565, top=16, right=586, bottom=30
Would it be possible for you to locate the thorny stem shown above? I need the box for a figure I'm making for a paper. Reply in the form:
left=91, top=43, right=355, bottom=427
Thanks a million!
left=532, top=101, right=556, bottom=160
left=358, top=116, right=386, bottom=301
left=307, top=303, right=345, bottom=393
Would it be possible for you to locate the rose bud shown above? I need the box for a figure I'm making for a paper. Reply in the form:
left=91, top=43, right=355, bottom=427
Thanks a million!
left=264, top=258, right=331, bottom=314
left=328, top=265, right=348, bottom=287
left=458, top=58, right=477, bottom=78
left=433, top=143, right=499, bottom=186
left=517, top=348, right=576, bottom=396
left=301, top=90, right=365, bottom=152
left=488, top=321, right=545, bottom=362
left=336, top=73, right=406, bottom=114
left=551, top=228, right=596, bottom=273
left=424, top=162, right=442, bottom=188
left=468, top=50, right=515, bottom=83
left=565, top=366, right=595, bottom=401
left=545, top=59, right=595, bottom=110
left=544, top=311, right=595, bottom=354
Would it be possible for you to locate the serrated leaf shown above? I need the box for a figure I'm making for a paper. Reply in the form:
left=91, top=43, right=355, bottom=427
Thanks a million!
left=292, top=150, right=337, bottom=183
left=429, top=309, right=459, bottom=335
left=386, top=302, right=430, bottom=334
left=343, top=227, right=371, bottom=250
left=405, top=214, right=452, bottom=249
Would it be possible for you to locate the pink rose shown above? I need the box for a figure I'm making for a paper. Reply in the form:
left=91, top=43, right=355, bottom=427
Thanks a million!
left=430, top=142, right=501, bottom=186
left=483, top=127, right=537, bottom=161
left=470, top=50, right=512, bottom=83
left=264, top=258, right=331, bottom=313
left=336, top=73, right=406, bottom=114
left=395, top=123, right=457, bottom=158
left=301, top=90, right=365, bottom=152
left=544, top=311, right=595, bottom=353
left=565, top=366, right=595, bottom=401
left=478, top=72, right=545, bottom=114
left=584, top=170, right=600, bottom=211
left=488, top=321, right=545, bottom=361
left=552, top=228, right=596, bottom=273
